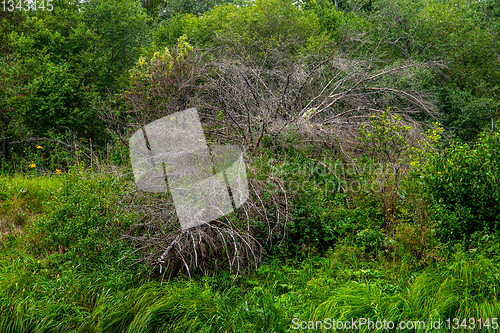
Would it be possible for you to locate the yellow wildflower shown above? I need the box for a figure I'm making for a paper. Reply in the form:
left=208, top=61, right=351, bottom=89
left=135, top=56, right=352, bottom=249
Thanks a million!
left=164, top=47, right=172, bottom=60
left=176, top=35, right=193, bottom=61
left=151, top=52, right=160, bottom=64
left=138, top=56, right=146, bottom=67
left=55, top=169, right=62, bottom=175
left=29, top=162, right=36, bottom=168
left=36, top=145, right=43, bottom=149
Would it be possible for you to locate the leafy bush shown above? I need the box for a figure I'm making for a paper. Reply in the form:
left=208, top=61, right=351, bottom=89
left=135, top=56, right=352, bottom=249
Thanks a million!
left=153, top=13, right=198, bottom=47
left=267, top=149, right=385, bottom=257
left=307, top=0, right=369, bottom=41
left=268, top=152, right=339, bottom=256
left=189, top=0, right=321, bottom=56
left=29, top=168, right=136, bottom=269
left=425, top=131, right=500, bottom=243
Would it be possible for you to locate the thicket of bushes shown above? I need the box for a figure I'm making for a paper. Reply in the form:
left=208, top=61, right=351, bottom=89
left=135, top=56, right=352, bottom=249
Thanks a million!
left=2, top=117, right=500, bottom=330
left=426, top=132, right=500, bottom=244
left=1, top=0, right=500, bottom=330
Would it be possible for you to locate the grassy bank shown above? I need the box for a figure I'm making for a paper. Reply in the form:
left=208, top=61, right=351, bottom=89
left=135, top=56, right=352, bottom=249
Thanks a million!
left=0, top=161, right=499, bottom=332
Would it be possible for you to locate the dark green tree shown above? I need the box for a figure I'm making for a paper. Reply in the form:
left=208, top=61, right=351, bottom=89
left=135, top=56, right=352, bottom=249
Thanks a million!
left=0, top=0, right=149, bottom=165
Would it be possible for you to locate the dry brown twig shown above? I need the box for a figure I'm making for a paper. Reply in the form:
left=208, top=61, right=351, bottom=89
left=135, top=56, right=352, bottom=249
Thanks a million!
left=116, top=171, right=289, bottom=281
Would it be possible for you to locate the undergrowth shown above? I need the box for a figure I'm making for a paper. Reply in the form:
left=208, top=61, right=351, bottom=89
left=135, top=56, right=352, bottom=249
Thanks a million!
left=1, top=133, right=500, bottom=331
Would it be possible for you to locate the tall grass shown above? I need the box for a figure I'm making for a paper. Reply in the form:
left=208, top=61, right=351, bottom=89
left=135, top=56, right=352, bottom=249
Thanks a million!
left=0, top=174, right=63, bottom=234
left=1, top=233, right=500, bottom=331
left=313, top=255, right=500, bottom=332
left=1, top=167, right=500, bottom=332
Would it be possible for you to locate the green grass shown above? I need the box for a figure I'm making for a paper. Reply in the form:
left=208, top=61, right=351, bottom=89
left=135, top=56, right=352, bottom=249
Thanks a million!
left=2, top=245, right=499, bottom=332
left=0, top=174, right=63, bottom=240
left=313, top=254, right=500, bottom=332
left=1, top=166, right=500, bottom=332
left=1, top=236, right=500, bottom=331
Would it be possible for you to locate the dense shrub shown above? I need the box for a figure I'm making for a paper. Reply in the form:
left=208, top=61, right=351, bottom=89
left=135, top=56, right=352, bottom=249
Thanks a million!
left=425, top=131, right=500, bottom=243
left=29, top=168, right=136, bottom=269
left=265, top=148, right=386, bottom=257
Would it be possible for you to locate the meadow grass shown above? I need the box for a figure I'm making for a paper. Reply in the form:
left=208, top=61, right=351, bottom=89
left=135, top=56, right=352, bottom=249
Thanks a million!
left=0, top=235, right=499, bottom=332
left=313, top=254, right=500, bottom=332
left=1, top=171, right=500, bottom=332
left=0, top=174, right=63, bottom=238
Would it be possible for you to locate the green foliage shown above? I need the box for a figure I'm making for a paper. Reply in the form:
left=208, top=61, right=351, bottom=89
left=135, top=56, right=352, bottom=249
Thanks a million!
left=269, top=152, right=339, bottom=255
left=3, top=0, right=500, bottom=329
left=107, top=35, right=200, bottom=139
left=142, top=0, right=234, bottom=19
left=187, top=0, right=321, bottom=57
left=0, top=0, right=149, bottom=165
left=307, top=0, right=370, bottom=41
left=158, top=0, right=225, bottom=19
left=81, top=0, right=150, bottom=89
left=438, top=87, right=500, bottom=141
left=412, top=0, right=500, bottom=140
left=425, top=132, right=500, bottom=243
left=266, top=148, right=386, bottom=257
left=359, top=0, right=500, bottom=141
left=0, top=170, right=499, bottom=332
left=356, top=109, right=416, bottom=238
left=358, top=108, right=412, bottom=163
left=29, top=169, right=135, bottom=268
left=314, top=254, right=500, bottom=332
left=22, top=62, right=101, bottom=140
left=153, top=13, right=198, bottom=47
left=0, top=172, right=146, bottom=332
left=369, top=0, right=427, bottom=59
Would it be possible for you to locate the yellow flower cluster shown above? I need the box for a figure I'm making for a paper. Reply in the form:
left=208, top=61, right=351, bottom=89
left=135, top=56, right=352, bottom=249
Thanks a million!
left=138, top=56, right=147, bottom=67
left=176, top=35, right=193, bottom=61
left=36, top=145, right=43, bottom=149
left=55, top=169, right=62, bottom=175
left=150, top=48, right=174, bottom=70
left=129, top=35, right=193, bottom=82
left=29, top=161, right=36, bottom=168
